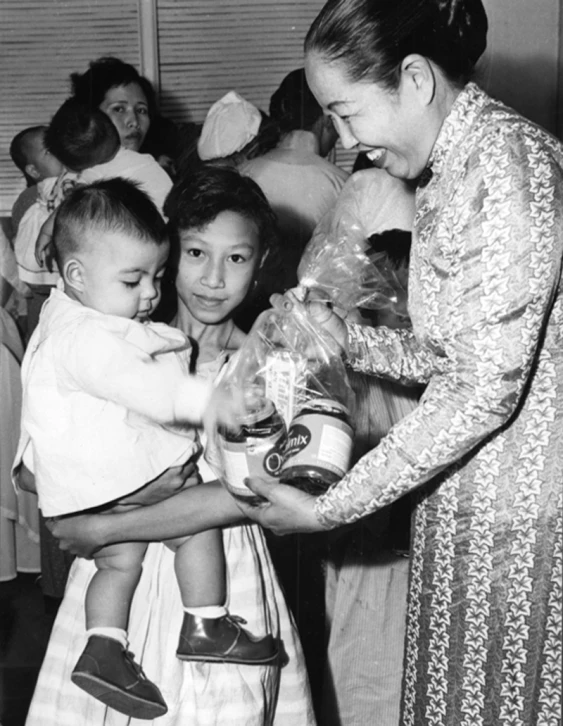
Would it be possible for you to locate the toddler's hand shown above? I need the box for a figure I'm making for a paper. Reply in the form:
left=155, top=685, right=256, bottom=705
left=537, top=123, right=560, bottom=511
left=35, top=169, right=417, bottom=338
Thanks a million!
left=202, top=382, right=248, bottom=440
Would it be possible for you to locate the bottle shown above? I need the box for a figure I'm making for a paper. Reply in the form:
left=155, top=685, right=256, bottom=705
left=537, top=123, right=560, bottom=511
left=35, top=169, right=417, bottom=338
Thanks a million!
left=280, top=398, right=353, bottom=495
left=218, top=399, right=286, bottom=506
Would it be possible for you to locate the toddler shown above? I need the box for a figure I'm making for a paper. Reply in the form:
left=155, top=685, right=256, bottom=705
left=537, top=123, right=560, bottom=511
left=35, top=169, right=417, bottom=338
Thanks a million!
left=14, top=179, right=278, bottom=720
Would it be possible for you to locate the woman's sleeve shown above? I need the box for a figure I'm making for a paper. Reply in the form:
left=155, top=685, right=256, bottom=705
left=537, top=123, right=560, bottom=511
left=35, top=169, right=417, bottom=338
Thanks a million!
left=64, top=323, right=212, bottom=424
left=345, top=322, right=448, bottom=385
left=315, top=125, right=563, bottom=528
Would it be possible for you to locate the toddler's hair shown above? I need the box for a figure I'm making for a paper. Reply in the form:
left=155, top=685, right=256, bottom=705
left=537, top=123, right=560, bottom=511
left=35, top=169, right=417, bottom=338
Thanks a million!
left=9, top=126, right=47, bottom=179
left=45, top=98, right=120, bottom=172
left=52, top=178, right=168, bottom=270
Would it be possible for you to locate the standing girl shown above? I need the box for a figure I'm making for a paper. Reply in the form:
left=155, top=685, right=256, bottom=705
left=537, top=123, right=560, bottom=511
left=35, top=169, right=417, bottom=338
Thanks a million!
left=25, top=166, right=315, bottom=726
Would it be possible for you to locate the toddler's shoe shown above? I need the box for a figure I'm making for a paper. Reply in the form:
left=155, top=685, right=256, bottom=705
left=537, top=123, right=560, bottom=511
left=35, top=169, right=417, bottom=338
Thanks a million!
left=71, top=635, right=168, bottom=719
left=176, top=612, right=279, bottom=665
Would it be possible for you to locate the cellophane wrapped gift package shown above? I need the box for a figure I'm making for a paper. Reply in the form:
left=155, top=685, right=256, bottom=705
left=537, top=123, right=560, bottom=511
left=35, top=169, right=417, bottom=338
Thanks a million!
left=208, top=202, right=407, bottom=503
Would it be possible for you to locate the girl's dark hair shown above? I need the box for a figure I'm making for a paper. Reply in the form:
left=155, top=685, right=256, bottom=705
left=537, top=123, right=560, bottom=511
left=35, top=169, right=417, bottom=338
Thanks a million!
left=45, top=98, right=120, bottom=172
left=52, top=178, right=167, bottom=271
left=157, top=165, right=282, bottom=325
left=164, top=165, right=277, bottom=256
left=305, top=0, right=488, bottom=89
left=70, top=56, right=157, bottom=118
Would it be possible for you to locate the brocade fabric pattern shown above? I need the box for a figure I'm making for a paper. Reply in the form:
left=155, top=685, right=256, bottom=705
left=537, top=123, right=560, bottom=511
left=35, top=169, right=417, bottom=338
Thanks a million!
left=315, top=83, right=563, bottom=726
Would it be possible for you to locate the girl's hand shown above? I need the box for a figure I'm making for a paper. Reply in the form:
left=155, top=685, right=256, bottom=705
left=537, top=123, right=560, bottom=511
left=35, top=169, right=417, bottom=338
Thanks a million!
left=236, top=477, right=327, bottom=535
left=117, top=458, right=202, bottom=507
left=47, top=513, right=108, bottom=558
left=270, top=289, right=349, bottom=354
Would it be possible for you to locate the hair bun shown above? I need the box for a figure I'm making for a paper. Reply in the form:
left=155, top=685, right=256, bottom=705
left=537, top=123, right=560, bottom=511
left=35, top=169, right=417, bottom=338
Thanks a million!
left=435, top=0, right=488, bottom=68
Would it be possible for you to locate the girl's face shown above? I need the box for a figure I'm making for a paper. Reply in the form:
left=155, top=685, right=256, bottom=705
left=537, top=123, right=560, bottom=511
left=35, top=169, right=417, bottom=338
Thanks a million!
left=305, top=53, right=434, bottom=180
left=99, top=83, right=150, bottom=152
left=176, top=210, right=261, bottom=325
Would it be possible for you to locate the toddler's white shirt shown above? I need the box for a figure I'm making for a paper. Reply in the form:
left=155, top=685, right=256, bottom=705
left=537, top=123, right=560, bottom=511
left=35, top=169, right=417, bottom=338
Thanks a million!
left=14, top=288, right=212, bottom=516
left=79, top=148, right=173, bottom=214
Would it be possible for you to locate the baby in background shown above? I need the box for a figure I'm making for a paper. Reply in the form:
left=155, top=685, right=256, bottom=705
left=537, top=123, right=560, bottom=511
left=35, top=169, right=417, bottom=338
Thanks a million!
left=14, top=179, right=278, bottom=720
left=9, top=125, right=64, bottom=235
left=14, top=98, right=173, bottom=286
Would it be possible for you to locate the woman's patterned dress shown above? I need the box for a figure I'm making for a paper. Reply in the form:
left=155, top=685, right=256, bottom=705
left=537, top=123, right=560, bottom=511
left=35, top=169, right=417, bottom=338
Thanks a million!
left=315, top=83, right=562, bottom=726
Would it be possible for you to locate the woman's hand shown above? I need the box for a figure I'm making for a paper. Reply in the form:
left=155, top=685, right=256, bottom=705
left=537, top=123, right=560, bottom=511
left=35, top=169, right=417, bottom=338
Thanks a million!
left=270, top=289, right=349, bottom=354
left=46, top=513, right=108, bottom=558
left=236, top=477, right=327, bottom=535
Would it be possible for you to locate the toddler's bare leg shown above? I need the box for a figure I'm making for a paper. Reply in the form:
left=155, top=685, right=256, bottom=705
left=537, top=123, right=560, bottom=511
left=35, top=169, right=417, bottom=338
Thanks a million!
left=167, top=532, right=279, bottom=665
left=87, top=541, right=147, bottom=629
left=72, top=541, right=167, bottom=717
left=168, top=530, right=225, bottom=607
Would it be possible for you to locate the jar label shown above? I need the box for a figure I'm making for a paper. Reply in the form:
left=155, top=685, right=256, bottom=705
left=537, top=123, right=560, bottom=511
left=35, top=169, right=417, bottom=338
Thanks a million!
left=263, top=351, right=308, bottom=427
left=221, top=433, right=285, bottom=496
left=281, top=412, right=353, bottom=478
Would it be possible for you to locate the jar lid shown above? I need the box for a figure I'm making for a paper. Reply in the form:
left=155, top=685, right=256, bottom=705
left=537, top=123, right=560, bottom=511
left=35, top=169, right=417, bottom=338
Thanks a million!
left=240, top=397, right=275, bottom=426
left=300, top=397, right=350, bottom=416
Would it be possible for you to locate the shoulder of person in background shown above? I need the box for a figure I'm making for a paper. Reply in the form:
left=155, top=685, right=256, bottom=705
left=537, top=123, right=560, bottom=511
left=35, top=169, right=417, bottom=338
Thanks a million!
left=142, top=114, right=184, bottom=177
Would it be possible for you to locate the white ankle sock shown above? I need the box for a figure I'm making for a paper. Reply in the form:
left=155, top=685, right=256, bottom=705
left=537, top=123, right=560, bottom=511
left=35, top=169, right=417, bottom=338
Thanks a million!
left=86, top=627, right=128, bottom=649
left=183, top=605, right=227, bottom=619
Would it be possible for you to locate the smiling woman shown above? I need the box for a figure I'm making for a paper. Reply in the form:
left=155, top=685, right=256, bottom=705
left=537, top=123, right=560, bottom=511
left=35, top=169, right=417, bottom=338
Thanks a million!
left=304, top=0, right=486, bottom=181
left=240, top=2, right=563, bottom=726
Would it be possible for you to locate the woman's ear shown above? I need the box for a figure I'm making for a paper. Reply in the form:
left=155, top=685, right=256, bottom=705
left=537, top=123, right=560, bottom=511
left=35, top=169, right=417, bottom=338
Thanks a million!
left=400, top=54, right=436, bottom=107
left=63, top=258, right=85, bottom=293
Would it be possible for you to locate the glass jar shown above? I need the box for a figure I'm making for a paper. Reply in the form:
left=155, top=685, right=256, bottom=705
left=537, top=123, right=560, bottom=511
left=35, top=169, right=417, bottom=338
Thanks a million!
left=219, top=399, right=286, bottom=505
left=280, top=398, right=353, bottom=495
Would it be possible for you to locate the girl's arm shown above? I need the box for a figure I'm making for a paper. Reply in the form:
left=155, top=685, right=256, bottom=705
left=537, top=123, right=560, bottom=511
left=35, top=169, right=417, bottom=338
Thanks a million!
left=48, top=481, right=245, bottom=558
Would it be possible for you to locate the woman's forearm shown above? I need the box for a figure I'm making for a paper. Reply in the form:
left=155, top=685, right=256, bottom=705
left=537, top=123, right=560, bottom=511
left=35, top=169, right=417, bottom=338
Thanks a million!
left=99, top=482, right=245, bottom=546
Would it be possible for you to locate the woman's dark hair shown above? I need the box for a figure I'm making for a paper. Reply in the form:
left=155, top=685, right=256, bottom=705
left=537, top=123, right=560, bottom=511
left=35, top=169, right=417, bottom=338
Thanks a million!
left=52, top=178, right=168, bottom=271
left=156, top=165, right=282, bottom=325
left=70, top=56, right=157, bottom=118
left=305, top=0, right=488, bottom=89
left=269, top=68, right=323, bottom=133
left=45, top=98, right=120, bottom=172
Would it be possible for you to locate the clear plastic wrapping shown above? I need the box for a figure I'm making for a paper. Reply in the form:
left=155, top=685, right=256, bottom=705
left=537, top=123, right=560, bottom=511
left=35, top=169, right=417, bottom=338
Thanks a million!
left=210, top=301, right=355, bottom=502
